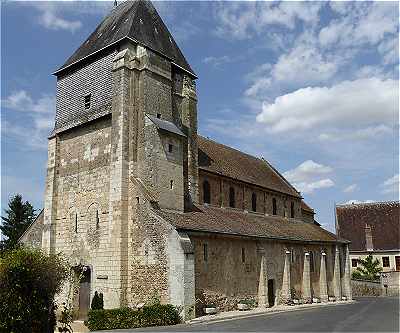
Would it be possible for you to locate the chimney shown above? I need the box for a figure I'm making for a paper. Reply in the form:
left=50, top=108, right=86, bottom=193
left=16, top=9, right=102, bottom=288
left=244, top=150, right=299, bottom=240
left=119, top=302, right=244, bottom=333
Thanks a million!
left=365, top=224, right=374, bottom=252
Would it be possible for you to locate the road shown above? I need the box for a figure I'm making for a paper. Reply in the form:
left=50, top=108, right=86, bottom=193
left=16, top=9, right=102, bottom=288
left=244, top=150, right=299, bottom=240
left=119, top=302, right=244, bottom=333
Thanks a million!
left=98, top=297, right=399, bottom=332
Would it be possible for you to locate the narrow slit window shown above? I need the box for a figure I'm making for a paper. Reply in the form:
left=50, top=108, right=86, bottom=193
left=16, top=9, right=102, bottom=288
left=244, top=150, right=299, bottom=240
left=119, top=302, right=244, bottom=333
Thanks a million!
left=75, top=213, right=78, bottom=233
left=272, top=198, right=277, bottom=215
left=290, top=202, right=295, bottom=218
left=252, top=193, right=257, bottom=212
left=170, top=180, right=174, bottom=190
left=203, top=180, right=210, bottom=204
left=203, top=244, right=208, bottom=262
left=84, top=94, right=91, bottom=109
left=310, top=251, right=315, bottom=272
left=229, top=187, right=235, bottom=208
left=241, top=248, right=246, bottom=263
left=96, top=210, right=100, bottom=229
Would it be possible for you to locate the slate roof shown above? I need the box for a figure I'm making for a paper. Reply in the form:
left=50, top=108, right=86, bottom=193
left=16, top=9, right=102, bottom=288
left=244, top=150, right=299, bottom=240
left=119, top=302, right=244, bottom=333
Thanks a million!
left=301, top=200, right=315, bottom=213
left=336, top=201, right=400, bottom=251
left=160, top=205, right=343, bottom=243
left=146, top=114, right=186, bottom=137
left=55, top=0, right=195, bottom=77
left=197, top=136, right=301, bottom=198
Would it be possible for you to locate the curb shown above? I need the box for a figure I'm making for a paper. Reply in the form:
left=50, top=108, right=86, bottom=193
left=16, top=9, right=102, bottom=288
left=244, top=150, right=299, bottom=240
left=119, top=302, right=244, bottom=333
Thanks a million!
left=188, top=300, right=356, bottom=325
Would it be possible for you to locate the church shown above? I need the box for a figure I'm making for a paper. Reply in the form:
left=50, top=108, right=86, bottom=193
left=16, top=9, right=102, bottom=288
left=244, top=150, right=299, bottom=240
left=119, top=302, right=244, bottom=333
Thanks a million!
left=21, top=0, right=352, bottom=320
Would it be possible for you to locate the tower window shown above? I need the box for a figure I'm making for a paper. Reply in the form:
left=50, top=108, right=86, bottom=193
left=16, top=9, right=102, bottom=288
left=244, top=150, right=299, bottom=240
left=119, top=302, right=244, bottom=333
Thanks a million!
left=203, top=243, right=208, bottom=262
left=272, top=198, right=277, bottom=215
left=251, top=193, right=257, bottom=212
left=84, top=94, right=91, bottom=109
left=168, top=144, right=173, bottom=153
left=290, top=202, right=295, bottom=218
left=229, top=187, right=235, bottom=208
left=203, top=180, right=210, bottom=204
left=241, top=248, right=246, bottom=263
left=75, top=213, right=78, bottom=233
left=170, top=180, right=174, bottom=190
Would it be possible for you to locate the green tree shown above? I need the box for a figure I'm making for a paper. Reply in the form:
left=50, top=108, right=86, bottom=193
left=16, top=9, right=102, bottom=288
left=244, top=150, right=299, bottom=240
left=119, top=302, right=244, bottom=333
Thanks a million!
left=354, top=254, right=383, bottom=281
left=0, top=194, right=36, bottom=251
left=0, top=247, right=69, bottom=332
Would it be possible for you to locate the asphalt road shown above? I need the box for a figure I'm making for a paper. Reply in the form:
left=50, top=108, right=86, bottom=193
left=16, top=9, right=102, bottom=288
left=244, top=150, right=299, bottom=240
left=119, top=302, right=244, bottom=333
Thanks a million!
left=99, top=297, right=399, bottom=332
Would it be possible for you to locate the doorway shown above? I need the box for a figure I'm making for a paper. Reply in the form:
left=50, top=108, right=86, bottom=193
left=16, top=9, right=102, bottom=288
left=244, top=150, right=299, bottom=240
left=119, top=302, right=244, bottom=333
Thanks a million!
left=268, top=279, right=275, bottom=307
left=78, top=266, right=91, bottom=320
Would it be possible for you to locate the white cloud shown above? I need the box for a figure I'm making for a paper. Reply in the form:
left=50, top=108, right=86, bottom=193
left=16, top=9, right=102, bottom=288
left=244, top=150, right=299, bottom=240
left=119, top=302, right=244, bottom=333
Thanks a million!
left=38, top=9, right=82, bottom=32
left=283, top=160, right=334, bottom=194
left=2, top=90, right=55, bottom=150
left=343, top=184, right=358, bottom=193
left=213, top=2, right=323, bottom=40
left=318, top=125, right=393, bottom=142
left=203, top=55, right=231, bottom=67
left=381, top=174, right=400, bottom=194
left=256, top=78, right=398, bottom=133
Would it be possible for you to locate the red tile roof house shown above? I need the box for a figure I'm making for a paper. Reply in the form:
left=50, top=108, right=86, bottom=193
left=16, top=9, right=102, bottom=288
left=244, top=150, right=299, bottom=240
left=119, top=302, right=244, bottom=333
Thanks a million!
left=336, top=201, right=400, bottom=273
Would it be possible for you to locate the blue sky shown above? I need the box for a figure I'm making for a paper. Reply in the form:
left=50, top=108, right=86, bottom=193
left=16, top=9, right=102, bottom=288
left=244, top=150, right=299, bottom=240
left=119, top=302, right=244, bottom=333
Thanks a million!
left=1, top=1, right=399, bottom=232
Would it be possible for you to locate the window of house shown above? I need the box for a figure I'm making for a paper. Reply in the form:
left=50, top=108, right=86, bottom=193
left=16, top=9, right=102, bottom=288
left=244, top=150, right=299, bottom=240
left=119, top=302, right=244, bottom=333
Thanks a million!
left=251, top=193, right=257, bottom=212
left=272, top=198, right=277, bottom=215
left=382, top=256, right=390, bottom=267
left=168, top=144, right=173, bottom=153
left=290, top=202, right=295, bottom=218
left=229, top=187, right=235, bottom=208
left=84, top=94, right=91, bottom=109
left=203, top=243, right=208, bottom=262
left=352, top=259, right=358, bottom=267
left=309, top=251, right=315, bottom=272
left=241, top=248, right=246, bottom=263
left=203, top=180, right=211, bottom=204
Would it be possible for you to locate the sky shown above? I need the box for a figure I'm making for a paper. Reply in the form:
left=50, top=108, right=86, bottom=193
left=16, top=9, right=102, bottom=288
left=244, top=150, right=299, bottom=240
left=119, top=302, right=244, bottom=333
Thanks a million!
left=1, top=0, right=399, bottom=233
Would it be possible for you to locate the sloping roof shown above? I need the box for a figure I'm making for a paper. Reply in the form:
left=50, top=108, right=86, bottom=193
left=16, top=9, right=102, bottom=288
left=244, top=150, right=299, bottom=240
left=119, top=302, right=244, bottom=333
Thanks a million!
left=18, top=209, right=44, bottom=246
left=301, top=200, right=314, bottom=213
left=55, top=0, right=195, bottom=77
left=197, top=136, right=301, bottom=198
left=336, top=201, right=400, bottom=251
left=159, top=205, right=343, bottom=243
left=146, top=114, right=186, bottom=137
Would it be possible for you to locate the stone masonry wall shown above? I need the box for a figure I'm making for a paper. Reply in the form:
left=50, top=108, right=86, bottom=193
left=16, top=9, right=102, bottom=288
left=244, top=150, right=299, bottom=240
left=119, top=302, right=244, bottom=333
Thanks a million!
left=191, top=233, right=337, bottom=314
left=199, top=171, right=302, bottom=219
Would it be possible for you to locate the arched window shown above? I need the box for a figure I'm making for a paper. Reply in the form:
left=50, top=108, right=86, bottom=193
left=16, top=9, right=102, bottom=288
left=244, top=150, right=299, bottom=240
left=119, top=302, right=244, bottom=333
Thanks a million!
left=203, top=180, right=210, bottom=204
left=272, top=198, right=277, bottom=215
left=229, top=187, right=235, bottom=208
left=251, top=193, right=257, bottom=212
left=290, top=202, right=295, bottom=218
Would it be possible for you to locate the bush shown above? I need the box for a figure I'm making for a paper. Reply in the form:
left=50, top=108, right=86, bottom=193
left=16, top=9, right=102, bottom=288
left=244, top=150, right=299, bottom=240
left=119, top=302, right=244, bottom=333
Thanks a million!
left=0, top=247, right=69, bottom=333
left=238, top=299, right=257, bottom=307
left=85, top=304, right=181, bottom=331
left=91, top=291, right=104, bottom=310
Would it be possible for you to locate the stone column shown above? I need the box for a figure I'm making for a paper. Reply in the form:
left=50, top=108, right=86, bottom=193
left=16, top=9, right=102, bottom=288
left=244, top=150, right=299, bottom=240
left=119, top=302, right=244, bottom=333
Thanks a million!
left=281, top=250, right=291, bottom=303
left=319, top=252, right=329, bottom=302
left=333, top=245, right=342, bottom=300
left=257, top=247, right=269, bottom=307
left=302, top=252, right=312, bottom=302
left=343, top=244, right=352, bottom=300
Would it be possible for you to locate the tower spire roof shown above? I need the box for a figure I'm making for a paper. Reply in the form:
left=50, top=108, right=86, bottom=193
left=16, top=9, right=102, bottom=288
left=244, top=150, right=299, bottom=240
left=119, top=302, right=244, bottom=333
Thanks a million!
left=54, top=0, right=195, bottom=77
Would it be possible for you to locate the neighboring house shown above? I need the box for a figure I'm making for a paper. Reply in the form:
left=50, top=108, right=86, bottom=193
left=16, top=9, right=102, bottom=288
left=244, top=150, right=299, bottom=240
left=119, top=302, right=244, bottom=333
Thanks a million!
left=20, top=0, right=352, bottom=320
left=336, top=201, right=400, bottom=272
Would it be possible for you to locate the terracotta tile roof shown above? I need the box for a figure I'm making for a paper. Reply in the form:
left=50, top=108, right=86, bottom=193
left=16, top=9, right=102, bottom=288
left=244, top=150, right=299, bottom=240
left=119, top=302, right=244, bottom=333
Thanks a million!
left=197, top=136, right=301, bottom=198
left=336, top=201, right=400, bottom=251
left=301, top=200, right=314, bottom=213
left=159, top=205, right=343, bottom=243
left=55, top=0, right=195, bottom=77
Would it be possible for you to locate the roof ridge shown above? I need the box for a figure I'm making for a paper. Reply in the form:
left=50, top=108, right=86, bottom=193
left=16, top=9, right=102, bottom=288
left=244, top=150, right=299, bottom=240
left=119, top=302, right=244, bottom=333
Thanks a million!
left=337, top=200, right=400, bottom=207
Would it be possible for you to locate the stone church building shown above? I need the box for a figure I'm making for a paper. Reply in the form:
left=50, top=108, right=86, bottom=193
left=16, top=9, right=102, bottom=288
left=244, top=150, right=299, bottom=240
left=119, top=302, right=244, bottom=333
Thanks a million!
left=21, top=0, right=352, bottom=320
